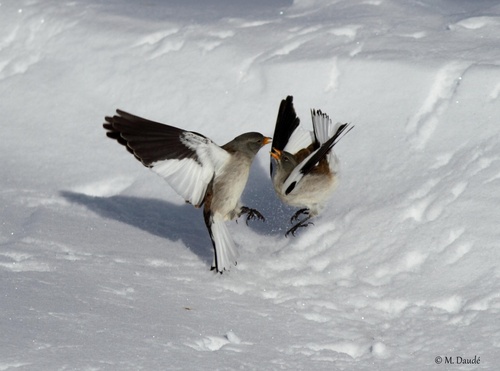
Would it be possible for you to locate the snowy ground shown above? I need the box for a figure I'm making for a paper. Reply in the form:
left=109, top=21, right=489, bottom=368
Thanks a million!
left=1, top=0, right=500, bottom=369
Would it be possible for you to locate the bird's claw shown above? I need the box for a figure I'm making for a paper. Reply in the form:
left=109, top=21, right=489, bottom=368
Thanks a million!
left=285, top=220, right=314, bottom=237
left=240, top=206, right=266, bottom=225
left=290, top=208, right=310, bottom=223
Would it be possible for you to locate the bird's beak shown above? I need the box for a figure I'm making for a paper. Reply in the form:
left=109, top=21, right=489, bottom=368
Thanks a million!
left=270, top=147, right=282, bottom=161
left=263, top=137, right=272, bottom=146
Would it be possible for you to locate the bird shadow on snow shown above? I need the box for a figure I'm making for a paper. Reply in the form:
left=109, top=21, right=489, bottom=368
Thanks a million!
left=61, top=190, right=215, bottom=264
left=241, top=160, right=298, bottom=235
left=60, top=162, right=292, bottom=265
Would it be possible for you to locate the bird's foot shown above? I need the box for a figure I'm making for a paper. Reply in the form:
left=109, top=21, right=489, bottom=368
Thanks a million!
left=285, top=220, right=314, bottom=237
left=290, top=208, right=310, bottom=223
left=240, top=206, right=266, bottom=225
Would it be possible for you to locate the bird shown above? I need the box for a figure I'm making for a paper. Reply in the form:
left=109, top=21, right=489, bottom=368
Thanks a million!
left=270, top=96, right=352, bottom=237
left=103, top=109, right=271, bottom=273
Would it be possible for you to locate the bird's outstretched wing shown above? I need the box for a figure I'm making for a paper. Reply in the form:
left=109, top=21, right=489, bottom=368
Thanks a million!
left=104, top=110, right=230, bottom=207
left=270, top=96, right=302, bottom=176
left=271, top=96, right=301, bottom=152
left=282, top=123, right=352, bottom=196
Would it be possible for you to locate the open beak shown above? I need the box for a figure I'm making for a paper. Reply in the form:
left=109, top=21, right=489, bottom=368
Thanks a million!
left=270, top=147, right=282, bottom=161
left=263, top=137, right=272, bottom=146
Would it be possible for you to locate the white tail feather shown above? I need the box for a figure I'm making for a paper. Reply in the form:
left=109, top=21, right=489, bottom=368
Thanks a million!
left=211, top=214, right=238, bottom=272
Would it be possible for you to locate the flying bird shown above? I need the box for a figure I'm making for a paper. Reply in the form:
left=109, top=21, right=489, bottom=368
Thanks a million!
left=270, top=96, right=352, bottom=236
left=103, top=110, right=271, bottom=273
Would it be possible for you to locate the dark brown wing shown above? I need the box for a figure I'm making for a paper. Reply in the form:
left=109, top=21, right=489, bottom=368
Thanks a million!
left=103, top=109, right=206, bottom=167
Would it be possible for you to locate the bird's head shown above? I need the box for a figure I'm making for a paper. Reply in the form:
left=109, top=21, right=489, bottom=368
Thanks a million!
left=228, top=132, right=271, bottom=157
left=271, top=147, right=297, bottom=171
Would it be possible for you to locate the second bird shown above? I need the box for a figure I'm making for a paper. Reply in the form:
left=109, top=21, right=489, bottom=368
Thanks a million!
left=270, top=96, right=352, bottom=236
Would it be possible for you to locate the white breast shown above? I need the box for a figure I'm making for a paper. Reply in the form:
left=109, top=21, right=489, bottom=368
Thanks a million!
left=211, top=153, right=252, bottom=220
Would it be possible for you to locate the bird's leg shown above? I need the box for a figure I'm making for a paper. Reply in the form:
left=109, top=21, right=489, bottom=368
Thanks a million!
left=239, top=206, right=266, bottom=225
left=290, top=208, right=310, bottom=223
left=285, top=214, right=314, bottom=237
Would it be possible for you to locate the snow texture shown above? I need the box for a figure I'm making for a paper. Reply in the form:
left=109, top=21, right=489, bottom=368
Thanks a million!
left=1, top=0, right=500, bottom=369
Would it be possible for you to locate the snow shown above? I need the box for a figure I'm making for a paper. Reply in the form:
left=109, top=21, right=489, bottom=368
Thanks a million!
left=1, top=0, right=500, bottom=369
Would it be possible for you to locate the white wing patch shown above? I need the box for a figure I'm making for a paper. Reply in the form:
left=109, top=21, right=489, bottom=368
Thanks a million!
left=151, top=132, right=230, bottom=207
left=152, top=158, right=211, bottom=206
left=284, top=128, right=314, bottom=154
left=181, top=132, right=229, bottom=174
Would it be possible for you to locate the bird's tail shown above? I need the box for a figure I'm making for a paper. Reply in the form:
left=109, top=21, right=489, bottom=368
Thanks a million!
left=206, top=213, right=238, bottom=273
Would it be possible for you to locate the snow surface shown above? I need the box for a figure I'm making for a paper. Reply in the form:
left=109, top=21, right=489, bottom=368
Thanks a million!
left=1, top=0, right=500, bottom=369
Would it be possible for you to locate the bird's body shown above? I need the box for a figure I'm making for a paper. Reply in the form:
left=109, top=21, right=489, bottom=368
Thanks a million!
left=212, top=146, right=253, bottom=220
left=104, top=110, right=270, bottom=272
left=272, top=150, right=337, bottom=216
left=270, top=96, right=352, bottom=236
